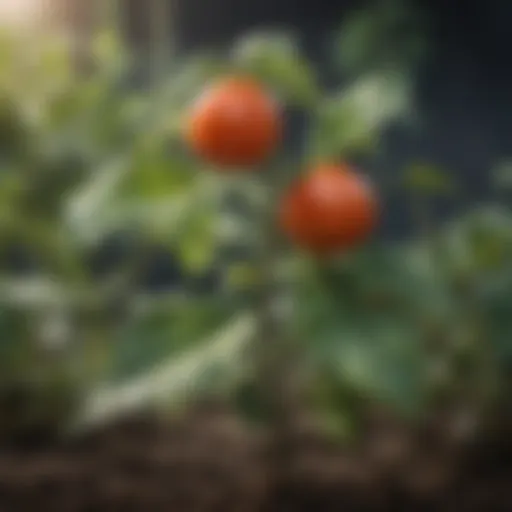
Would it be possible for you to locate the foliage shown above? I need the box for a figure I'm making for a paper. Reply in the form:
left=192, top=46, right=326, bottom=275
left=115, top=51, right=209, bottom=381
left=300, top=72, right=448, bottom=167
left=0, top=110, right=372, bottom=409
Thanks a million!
left=330, top=0, right=428, bottom=78
left=0, top=0, right=510, bottom=441
left=0, top=28, right=241, bottom=427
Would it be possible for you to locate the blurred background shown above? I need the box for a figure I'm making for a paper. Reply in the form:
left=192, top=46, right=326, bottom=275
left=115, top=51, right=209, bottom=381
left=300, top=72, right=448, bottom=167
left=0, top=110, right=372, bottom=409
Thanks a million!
left=0, top=0, right=511, bottom=510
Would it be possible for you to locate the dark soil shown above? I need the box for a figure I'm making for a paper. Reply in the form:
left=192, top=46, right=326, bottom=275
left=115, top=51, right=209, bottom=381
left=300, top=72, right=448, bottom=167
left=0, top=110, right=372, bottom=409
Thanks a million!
left=0, top=404, right=511, bottom=511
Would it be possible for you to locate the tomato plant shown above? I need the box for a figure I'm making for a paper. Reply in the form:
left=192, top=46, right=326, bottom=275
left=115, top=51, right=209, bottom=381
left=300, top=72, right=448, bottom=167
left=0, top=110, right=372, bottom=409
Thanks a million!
left=2, top=0, right=511, bottom=457
left=0, top=19, right=424, bottom=437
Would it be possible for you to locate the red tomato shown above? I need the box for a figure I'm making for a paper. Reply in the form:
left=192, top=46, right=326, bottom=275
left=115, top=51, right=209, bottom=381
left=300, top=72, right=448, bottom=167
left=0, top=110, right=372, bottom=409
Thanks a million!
left=185, top=76, right=282, bottom=169
left=279, top=163, right=378, bottom=254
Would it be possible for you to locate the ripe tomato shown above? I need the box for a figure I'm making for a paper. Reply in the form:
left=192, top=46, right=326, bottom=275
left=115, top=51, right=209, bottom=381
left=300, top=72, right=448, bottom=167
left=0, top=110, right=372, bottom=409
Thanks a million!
left=185, top=76, right=282, bottom=169
left=279, top=163, right=378, bottom=255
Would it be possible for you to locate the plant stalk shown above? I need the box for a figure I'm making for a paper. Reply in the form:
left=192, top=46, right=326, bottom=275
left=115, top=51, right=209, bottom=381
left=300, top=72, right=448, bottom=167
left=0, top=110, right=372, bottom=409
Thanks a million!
left=251, top=166, right=300, bottom=468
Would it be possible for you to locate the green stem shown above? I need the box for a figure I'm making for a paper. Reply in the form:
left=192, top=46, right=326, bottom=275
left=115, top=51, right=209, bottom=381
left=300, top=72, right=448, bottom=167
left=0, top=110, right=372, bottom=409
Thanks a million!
left=460, top=280, right=499, bottom=413
left=251, top=165, right=299, bottom=462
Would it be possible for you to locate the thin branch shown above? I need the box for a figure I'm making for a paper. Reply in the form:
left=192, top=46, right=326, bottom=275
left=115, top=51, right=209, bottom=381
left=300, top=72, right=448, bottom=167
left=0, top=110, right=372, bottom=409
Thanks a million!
left=251, top=163, right=302, bottom=462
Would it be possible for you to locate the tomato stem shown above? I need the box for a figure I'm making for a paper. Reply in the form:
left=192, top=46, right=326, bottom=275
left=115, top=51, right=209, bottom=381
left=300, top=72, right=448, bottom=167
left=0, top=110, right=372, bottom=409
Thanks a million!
left=251, top=164, right=300, bottom=464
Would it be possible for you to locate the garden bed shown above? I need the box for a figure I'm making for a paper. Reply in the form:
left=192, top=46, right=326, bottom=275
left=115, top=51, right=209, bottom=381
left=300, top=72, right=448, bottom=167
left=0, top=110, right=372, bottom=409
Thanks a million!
left=0, top=404, right=511, bottom=511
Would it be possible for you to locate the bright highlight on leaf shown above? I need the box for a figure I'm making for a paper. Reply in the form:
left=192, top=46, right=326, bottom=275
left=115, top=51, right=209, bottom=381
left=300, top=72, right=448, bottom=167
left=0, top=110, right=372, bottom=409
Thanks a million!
left=308, top=72, right=411, bottom=159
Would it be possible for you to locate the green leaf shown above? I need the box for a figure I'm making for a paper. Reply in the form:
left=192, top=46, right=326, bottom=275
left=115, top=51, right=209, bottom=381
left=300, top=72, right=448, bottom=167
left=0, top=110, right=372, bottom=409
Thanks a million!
left=232, top=31, right=320, bottom=107
left=224, top=262, right=261, bottom=290
left=314, top=316, right=427, bottom=416
left=0, top=97, right=28, bottom=160
left=37, top=37, right=73, bottom=95
left=90, top=29, right=127, bottom=72
left=312, top=244, right=453, bottom=323
left=72, top=311, right=257, bottom=431
left=308, top=72, right=411, bottom=159
left=306, top=371, right=362, bottom=441
left=0, top=30, right=15, bottom=78
left=65, top=156, right=131, bottom=245
left=109, top=296, right=232, bottom=382
left=441, top=206, right=512, bottom=275
left=65, top=154, right=213, bottom=249
left=175, top=208, right=217, bottom=274
left=149, top=55, right=227, bottom=137
left=331, top=0, right=427, bottom=77
left=491, top=161, right=512, bottom=190
left=162, top=55, right=227, bottom=105
left=404, top=163, right=456, bottom=195
left=0, top=307, right=33, bottom=378
left=121, top=151, right=197, bottom=200
left=332, top=8, right=383, bottom=76
left=481, top=272, right=512, bottom=364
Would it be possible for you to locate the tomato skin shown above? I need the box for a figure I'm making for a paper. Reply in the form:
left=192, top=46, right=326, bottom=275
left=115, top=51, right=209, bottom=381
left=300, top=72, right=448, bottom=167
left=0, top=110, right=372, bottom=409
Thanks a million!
left=185, top=76, right=282, bottom=169
left=279, top=163, right=378, bottom=255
